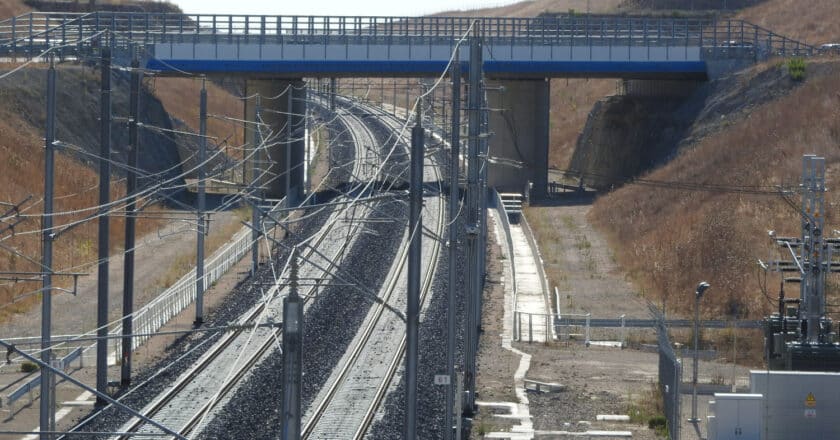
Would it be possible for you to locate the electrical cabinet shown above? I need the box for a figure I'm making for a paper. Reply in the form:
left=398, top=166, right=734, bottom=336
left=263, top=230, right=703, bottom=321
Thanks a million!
left=708, top=393, right=763, bottom=440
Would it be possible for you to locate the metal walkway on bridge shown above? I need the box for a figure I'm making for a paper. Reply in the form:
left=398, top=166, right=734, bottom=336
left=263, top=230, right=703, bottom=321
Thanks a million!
left=0, top=12, right=814, bottom=78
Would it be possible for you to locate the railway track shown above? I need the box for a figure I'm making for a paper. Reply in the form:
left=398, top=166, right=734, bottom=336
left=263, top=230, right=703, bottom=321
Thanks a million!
left=301, top=101, right=446, bottom=440
left=108, top=99, right=382, bottom=440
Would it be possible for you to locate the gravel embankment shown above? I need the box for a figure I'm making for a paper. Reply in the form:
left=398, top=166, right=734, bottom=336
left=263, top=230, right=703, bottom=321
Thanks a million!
left=69, top=105, right=352, bottom=438
left=199, top=199, right=406, bottom=439
left=365, top=127, right=466, bottom=439
left=197, top=103, right=411, bottom=438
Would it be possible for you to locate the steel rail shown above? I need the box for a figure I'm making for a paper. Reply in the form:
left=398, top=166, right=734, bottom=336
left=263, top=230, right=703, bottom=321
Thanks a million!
left=300, top=100, right=445, bottom=439
left=354, top=104, right=445, bottom=440
left=116, top=199, right=360, bottom=439
left=112, top=98, right=373, bottom=440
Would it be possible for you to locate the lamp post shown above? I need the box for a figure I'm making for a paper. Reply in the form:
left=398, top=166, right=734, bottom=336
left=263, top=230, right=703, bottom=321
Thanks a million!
left=690, top=281, right=711, bottom=423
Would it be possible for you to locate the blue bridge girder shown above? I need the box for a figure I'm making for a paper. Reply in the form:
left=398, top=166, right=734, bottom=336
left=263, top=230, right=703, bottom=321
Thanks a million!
left=0, top=12, right=814, bottom=79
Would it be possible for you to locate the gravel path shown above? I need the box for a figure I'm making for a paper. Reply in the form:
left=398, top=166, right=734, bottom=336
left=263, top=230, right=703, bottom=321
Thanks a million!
left=471, top=196, right=669, bottom=439
left=0, top=211, right=242, bottom=339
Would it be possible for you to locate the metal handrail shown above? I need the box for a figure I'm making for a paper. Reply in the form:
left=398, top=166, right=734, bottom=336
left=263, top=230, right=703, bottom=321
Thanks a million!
left=0, top=12, right=815, bottom=59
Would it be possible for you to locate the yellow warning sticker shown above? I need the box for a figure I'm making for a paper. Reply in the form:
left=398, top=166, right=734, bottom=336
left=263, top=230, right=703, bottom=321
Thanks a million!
left=805, top=392, right=816, bottom=407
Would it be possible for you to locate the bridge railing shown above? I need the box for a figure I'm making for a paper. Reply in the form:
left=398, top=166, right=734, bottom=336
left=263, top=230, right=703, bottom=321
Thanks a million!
left=0, top=12, right=815, bottom=61
left=699, top=18, right=813, bottom=57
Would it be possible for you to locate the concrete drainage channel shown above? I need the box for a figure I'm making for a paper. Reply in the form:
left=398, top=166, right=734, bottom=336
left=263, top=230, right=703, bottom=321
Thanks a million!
left=484, top=204, right=637, bottom=439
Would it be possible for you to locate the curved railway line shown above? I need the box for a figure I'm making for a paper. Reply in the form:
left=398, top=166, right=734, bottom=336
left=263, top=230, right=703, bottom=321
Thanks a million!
left=106, top=98, right=385, bottom=439
left=60, top=92, right=441, bottom=440
left=301, top=100, right=446, bottom=440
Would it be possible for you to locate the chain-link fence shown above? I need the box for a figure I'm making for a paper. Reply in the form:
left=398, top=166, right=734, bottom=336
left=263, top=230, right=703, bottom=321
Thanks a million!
left=652, top=305, right=681, bottom=440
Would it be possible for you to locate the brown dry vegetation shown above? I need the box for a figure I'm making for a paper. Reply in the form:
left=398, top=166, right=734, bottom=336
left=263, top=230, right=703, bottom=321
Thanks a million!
left=549, top=78, right=616, bottom=168
left=0, top=85, right=161, bottom=320
left=150, top=78, right=245, bottom=161
left=0, top=0, right=29, bottom=18
left=434, top=0, right=622, bottom=17
left=737, top=0, right=840, bottom=45
left=590, top=60, right=840, bottom=319
left=0, top=72, right=246, bottom=323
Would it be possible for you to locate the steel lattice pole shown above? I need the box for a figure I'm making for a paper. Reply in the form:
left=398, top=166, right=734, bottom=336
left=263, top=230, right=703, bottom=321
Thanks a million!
left=95, top=46, right=112, bottom=408
left=445, top=47, right=461, bottom=440
left=39, top=54, right=56, bottom=440
left=405, top=110, right=424, bottom=440
left=121, top=55, right=141, bottom=386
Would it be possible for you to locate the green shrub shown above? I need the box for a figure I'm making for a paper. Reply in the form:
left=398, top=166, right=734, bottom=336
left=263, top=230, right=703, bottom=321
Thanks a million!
left=648, top=415, right=668, bottom=436
left=648, top=415, right=667, bottom=429
left=787, top=58, right=807, bottom=81
left=20, top=361, right=38, bottom=373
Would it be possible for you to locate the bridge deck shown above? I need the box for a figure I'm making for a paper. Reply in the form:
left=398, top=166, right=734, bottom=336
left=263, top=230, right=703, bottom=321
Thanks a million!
left=0, top=13, right=814, bottom=78
left=149, top=41, right=708, bottom=78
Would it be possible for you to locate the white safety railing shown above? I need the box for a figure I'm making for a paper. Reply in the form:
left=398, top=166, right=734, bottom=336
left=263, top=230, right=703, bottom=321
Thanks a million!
left=555, top=312, right=591, bottom=344
left=513, top=311, right=554, bottom=344
left=3, top=347, right=82, bottom=414
left=493, top=189, right=516, bottom=299
left=104, top=198, right=286, bottom=361
left=115, top=227, right=252, bottom=354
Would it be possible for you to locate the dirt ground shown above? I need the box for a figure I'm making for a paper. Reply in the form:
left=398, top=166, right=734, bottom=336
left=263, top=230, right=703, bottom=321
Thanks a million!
left=526, top=198, right=650, bottom=319
left=0, top=136, right=324, bottom=438
left=0, top=210, right=244, bottom=340
left=470, top=232, right=522, bottom=436
left=0, top=208, right=251, bottom=436
left=473, top=199, right=752, bottom=439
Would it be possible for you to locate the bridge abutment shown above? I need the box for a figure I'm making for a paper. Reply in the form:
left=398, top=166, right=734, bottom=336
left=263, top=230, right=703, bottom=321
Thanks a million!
left=487, top=79, right=550, bottom=199
left=244, top=79, right=306, bottom=202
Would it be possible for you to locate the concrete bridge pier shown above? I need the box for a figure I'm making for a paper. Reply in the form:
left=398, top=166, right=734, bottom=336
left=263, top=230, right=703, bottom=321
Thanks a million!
left=487, top=79, right=550, bottom=199
left=244, top=79, right=307, bottom=202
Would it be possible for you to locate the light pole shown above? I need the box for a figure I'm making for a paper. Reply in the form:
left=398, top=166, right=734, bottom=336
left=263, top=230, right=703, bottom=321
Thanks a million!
left=690, top=281, right=711, bottom=423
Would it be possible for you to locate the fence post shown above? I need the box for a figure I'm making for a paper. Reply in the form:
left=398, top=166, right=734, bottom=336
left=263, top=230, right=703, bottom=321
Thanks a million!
left=585, top=313, right=591, bottom=346
left=513, top=311, right=518, bottom=341
left=620, top=314, right=626, bottom=347
left=675, top=360, right=682, bottom=440
left=11, top=15, right=16, bottom=62
left=528, top=313, right=533, bottom=343
left=546, top=314, right=551, bottom=342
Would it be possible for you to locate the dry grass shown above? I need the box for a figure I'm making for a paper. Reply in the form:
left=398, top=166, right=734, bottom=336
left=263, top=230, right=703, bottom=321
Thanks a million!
left=589, top=60, right=840, bottom=319
left=549, top=78, right=617, bottom=168
left=433, top=0, right=622, bottom=17
left=150, top=77, right=245, bottom=160
left=150, top=207, right=249, bottom=290
left=737, top=0, right=840, bottom=45
left=0, top=0, right=30, bottom=19
left=0, top=100, right=163, bottom=321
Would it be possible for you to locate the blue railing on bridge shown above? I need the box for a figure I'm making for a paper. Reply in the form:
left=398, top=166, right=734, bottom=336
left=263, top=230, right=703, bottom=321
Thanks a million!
left=0, top=12, right=815, bottom=62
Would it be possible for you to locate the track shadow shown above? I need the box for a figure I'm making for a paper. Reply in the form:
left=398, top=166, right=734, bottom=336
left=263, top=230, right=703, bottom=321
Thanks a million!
left=530, top=190, right=599, bottom=207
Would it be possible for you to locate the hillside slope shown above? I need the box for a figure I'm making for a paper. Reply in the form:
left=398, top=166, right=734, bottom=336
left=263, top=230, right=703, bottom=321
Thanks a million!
left=434, top=0, right=621, bottom=17
left=486, top=0, right=840, bottom=322
left=580, top=0, right=840, bottom=320
left=737, top=0, right=840, bottom=44
left=590, top=60, right=840, bottom=319
left=0, top=66, right=173, bottom=319
left=0, top=0, right=29, bottom=17
left=0, top=68, right=243, bottom=320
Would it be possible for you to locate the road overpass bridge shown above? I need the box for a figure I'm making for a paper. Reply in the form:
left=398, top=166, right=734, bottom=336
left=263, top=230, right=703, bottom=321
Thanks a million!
left=0, top=12, right=813, bottom=197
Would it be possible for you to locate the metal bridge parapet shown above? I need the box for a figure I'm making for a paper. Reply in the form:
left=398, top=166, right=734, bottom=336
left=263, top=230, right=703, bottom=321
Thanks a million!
left=0, top=12, right=815, bottom=82
left=0, top=12, right=816, bottom=64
